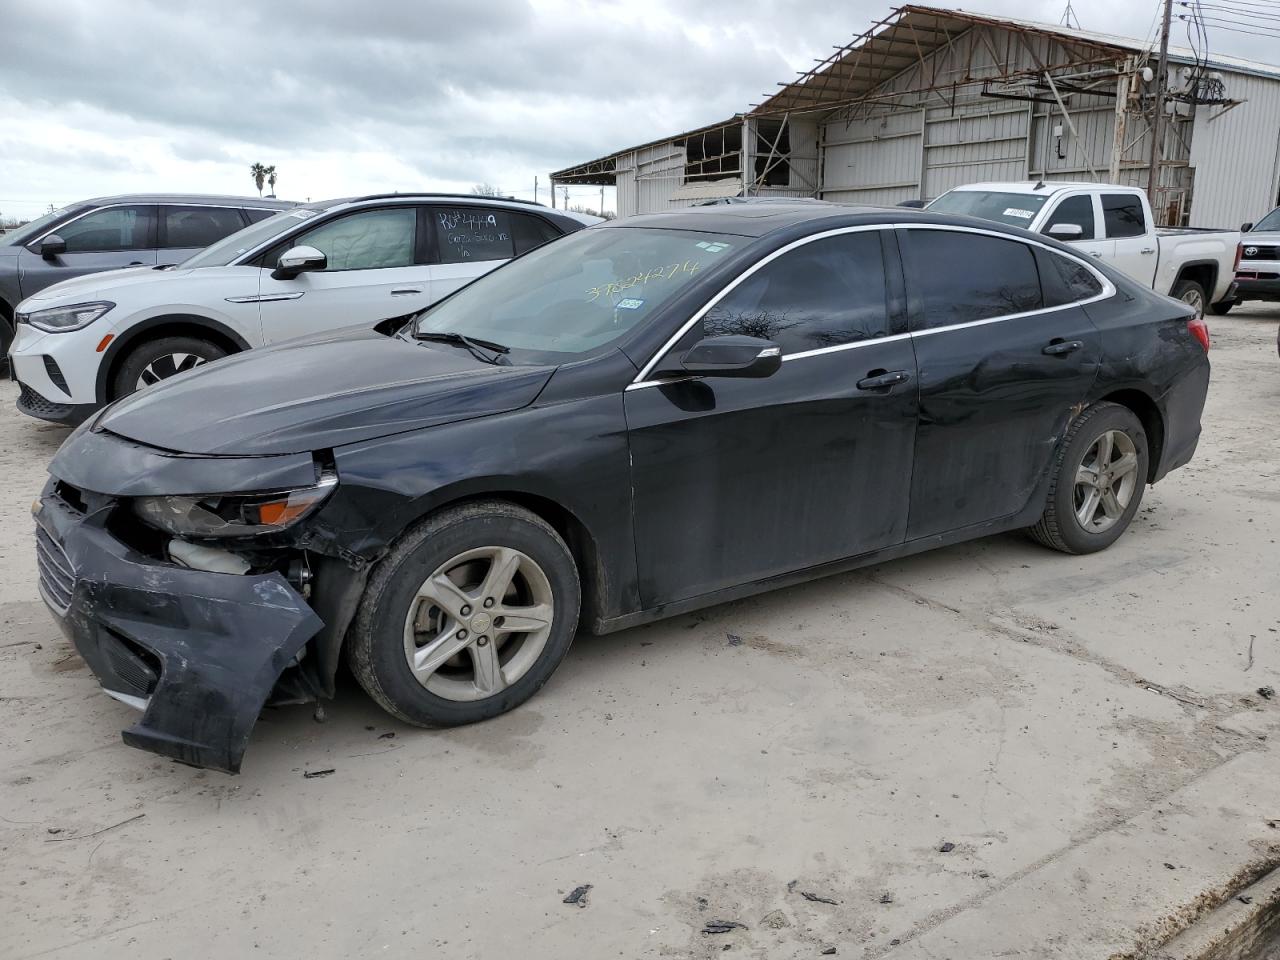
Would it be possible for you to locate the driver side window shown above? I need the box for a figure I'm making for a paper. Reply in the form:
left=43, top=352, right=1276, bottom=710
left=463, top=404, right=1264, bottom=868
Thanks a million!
left=56, top=205, right=157, bottom=253
left=1043, top=195, right=1096, bottom=241
left=294, top=207, right=416, bottom=271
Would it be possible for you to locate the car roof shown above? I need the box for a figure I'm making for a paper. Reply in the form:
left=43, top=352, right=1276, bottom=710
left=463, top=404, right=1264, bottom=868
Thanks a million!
left=78, top=194, right=297, bottom=207
left=941, top=181, right=1139, bottom=196
left=301, top=193, right=577, bottom=219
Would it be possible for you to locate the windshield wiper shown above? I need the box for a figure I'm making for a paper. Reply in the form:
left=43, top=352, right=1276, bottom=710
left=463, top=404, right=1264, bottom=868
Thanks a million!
left=413, top=330, right=510, bottom=365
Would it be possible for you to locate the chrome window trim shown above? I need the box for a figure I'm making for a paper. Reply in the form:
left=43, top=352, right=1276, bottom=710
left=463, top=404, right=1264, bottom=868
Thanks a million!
left=28, top=201, right=275, bottom=247
left=626, top=221, right=1115, bottom=391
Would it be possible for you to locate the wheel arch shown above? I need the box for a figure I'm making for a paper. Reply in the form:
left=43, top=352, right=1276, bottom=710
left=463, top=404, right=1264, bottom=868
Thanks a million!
left=1095, top=388, right=1164, bottom=482
left=1171, top=260, right=1218, bottom=300
left=96, top=314, right=251, bottom=402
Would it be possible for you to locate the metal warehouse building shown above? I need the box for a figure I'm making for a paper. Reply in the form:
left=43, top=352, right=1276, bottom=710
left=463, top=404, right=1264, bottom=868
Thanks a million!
left=550, top=4, right=1280, bottom=228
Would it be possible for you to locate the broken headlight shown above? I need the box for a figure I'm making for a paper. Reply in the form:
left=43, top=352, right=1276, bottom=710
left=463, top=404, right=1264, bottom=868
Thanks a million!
left=132, top=473, right=337, bottom=539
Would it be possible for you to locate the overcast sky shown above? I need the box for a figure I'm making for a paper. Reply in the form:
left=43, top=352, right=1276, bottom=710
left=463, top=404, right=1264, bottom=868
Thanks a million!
left=1, top=0, right=1274, bottom=218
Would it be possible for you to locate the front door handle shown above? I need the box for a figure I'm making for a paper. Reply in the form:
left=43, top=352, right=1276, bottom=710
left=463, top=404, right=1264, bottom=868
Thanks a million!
left=1139, top=247, right=1156, bottom=255
left=390, top=288, right=423, bottom=296
left=128, top=261, right=145, bottom=266
left=856, top=369, right=911, bottom=390
left=1088, top=251, right=1104, bottom=258
left=1042, top=339, right=1084, bottom=356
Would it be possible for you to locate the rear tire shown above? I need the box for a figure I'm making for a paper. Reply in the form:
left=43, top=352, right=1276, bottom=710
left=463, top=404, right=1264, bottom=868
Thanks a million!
left=1170, top=279, right=1207, bottom=319
left=111, top=336, right=226, bottom=399
left=348, top=501, right=581, bottom=728
left=1029, top=402, right=1149, bottom=555
left=1209, top=300, right=1234, bottom=316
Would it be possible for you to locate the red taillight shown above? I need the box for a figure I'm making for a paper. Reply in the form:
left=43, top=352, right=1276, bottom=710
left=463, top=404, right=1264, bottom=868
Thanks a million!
left=1188, top=317, right=1210, bottom=352
left=1233, top=243, right=1243, bottom=273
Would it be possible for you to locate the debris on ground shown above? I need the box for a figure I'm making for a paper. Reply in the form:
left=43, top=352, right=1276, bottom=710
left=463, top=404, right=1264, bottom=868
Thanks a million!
left=1164, top=862, right=1176, bottom=870
left=890, top=939, right=901, bottom=946
left=727, top=633, right=744, bottom=646
left=696, top=896, right=709, bottom=912
left=377, top=731, right=395, bottom=740
left=939, top=842, right=956, bottom=853
left=879, top=892, right=894, bottom=904
left=312, top=703, right=327, bottom=723
left=44, top=812, right=144, bottom=842
left=800, top=890, right=839, bottom=905
left=1239, top=895, right=1254, bottom=904
left=1259, top=686, right=1276, bottom=700
left=821, top=947, right=837, bottom=955
left=46, top=827, right=63, bottom=835
left=562, top=884, right=592, bottom=907
left=761, top=910, right=789, bottom=928
left=303, top=768, right=335, bottom=779
left=702, top=920, right=747, bottom=935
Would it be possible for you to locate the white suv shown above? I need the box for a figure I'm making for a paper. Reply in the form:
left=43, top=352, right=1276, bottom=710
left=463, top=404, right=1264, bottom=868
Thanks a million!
left=10, top=194, right=598, bottom=424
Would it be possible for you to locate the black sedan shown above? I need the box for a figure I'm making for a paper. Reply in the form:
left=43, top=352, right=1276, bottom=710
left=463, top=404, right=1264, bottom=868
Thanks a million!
left=35, top=203, right=1210, bottom=772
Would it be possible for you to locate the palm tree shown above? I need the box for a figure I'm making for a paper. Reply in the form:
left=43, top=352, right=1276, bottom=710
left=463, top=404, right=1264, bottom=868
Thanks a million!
left=250, top=163, right=267, bottom=197
left=265, top=166, right=277, bottom=197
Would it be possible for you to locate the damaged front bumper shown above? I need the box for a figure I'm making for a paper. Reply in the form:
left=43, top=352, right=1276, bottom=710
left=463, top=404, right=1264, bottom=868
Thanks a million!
left=35, top=489, right=323, bottom=774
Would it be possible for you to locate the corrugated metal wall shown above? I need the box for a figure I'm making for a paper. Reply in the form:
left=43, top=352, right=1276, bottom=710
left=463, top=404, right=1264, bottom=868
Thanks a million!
left=615, top=143, right=687, bottom=218
left=1188, top=71, right=1280, bottom=227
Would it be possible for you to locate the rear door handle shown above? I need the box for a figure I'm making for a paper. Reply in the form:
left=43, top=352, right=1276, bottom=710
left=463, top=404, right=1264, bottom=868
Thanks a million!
left=390, top=288, right=423, bottom=296
left=1042, top=339, right=1084, bottom=356
left=856, top=369, right=911, bottom=390
left=1140, top=247, right=1156, bottom=255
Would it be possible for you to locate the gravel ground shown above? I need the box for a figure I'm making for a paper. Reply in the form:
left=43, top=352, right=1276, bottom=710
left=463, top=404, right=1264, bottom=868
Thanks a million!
left=1, top=306, right=1278, bottom=959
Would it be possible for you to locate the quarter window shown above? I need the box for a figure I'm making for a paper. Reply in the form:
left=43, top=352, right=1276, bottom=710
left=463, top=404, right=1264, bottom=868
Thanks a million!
left=1037, top=248, right=1104, bottom=306
left=56, top=205, right=156, bottom=253
left=1043, top=195, right=1096, bottom=240
left=903, top=230, right=1043, bottom=329
left=1102, top=194, right=1146, bottom=239
left=161, top=206, right=247, bottom=248
left=433, top=207, right=515, bottom=263
left=511, top=213, right=563, bottom=256
left=701, top=231, right=889, bottom=353
left=296, top=207, right=416, bottom=271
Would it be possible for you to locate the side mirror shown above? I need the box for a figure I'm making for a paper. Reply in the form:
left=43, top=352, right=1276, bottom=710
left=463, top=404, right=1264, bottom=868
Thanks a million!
left=39, top=234, right=66, bottom=259
left=271, top=245, right=326, bottom=280
left=1241, top=222, right=1254, bottom=233
left=1046, top=223, right=1084, bottom=240
left=679, top=335, right=781, bottom=379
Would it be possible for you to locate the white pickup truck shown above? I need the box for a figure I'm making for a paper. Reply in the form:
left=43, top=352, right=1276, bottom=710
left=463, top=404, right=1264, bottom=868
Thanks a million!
left=927, top=181, right=1239, bottom=316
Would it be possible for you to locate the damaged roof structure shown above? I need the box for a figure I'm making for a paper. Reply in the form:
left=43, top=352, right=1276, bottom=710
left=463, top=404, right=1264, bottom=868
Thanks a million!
left=550, top=4, right=1280, bottom=227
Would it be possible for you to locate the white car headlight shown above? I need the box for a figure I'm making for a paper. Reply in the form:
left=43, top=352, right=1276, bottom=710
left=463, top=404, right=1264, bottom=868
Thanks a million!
left=21, top=301, right=114, bottom=333
left=132, top=473, right=338, bottom=539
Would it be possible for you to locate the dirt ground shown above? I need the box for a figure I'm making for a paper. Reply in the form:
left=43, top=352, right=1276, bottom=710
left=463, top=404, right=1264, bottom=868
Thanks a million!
left=2, top=307, right=1279, bottom=960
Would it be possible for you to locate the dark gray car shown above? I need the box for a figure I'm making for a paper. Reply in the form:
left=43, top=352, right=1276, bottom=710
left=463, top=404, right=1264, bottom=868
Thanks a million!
left=0, top=194, right=294, bottom=355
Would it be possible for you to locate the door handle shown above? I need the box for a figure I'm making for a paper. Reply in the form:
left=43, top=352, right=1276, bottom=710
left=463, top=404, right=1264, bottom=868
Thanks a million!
left=390, top=288, right=423, bottom=296
left=1042, top=339, right=1084, bottom=356
left=856, top=369, right=910, bottom=390
left=1088, top=251, right=1104, bottom=258
left=128, top=261, right=145, bottom=266
left=1139, top=247, right=1155, bottom=255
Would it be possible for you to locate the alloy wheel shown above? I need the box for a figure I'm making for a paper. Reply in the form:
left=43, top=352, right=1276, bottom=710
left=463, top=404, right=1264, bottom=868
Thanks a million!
left=1073, top=429, right=1140, bottom=533
left=136, top=352, right=209, bottom=390
left=402, top=546, right=554, bottom=702
left=1178, top=286, right=1205, bottom=319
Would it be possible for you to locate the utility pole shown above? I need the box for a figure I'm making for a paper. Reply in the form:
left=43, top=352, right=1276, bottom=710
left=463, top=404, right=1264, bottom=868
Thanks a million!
left=1146, top=0, right=1173, bottom=213
left=534, top=176, right=539, bottom=204
left=600, top=186, right=604, bottom=216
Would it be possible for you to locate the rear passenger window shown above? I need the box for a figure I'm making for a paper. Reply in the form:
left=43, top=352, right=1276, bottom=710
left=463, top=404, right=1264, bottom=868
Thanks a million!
left=1043, top=195, right=1095, bottom=240
left=161, top=206, right=246, bottom=248
left=1102, top=194, right=1146, bottom=239
left=702, top=231, right=889, bottom=353
left=903, top=230, right=1043, bottom=329
left=511, top=214, right=562, bottom=255
left=433, top=207, right=515, bottom=263
left=1036, top=248, right=1104, bottom=305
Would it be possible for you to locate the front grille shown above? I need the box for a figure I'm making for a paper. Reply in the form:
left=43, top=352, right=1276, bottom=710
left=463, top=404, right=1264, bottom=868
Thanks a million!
left=42, top=355, right=70, bottom=397
left=1238, top=271, right=1280, bottom=281
left=18, top=383, right=65, bottom=416
left=35, top=525, right=75, bottom=614
left=101, top=629, right=160, bottom=698
left=1241, top=244, right=1278, bottom=260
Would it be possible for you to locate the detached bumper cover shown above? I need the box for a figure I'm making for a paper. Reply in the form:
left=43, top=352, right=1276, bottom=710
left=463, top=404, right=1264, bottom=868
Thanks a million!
left=36, top=492, right=322, bottom=774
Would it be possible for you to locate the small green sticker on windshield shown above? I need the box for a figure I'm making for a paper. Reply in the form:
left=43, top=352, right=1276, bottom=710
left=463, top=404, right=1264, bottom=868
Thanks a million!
left=696, top=241, right=730, bottom=253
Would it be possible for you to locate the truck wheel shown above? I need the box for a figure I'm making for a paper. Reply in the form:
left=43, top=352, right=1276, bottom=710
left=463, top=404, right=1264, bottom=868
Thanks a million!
left=111, top=336, right=226, bottom=399
left=1209, top=300, right=1233, bottom=316
left=1170, top=279, right=1206, bottom=319
left=1029, top=402, right=1149, bottom=555
left=348, top=500, right=581, bottom=728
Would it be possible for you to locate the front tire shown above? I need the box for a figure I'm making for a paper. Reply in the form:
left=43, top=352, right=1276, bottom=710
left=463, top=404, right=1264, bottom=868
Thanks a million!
left=111, top=335, right=226, bottom=399
left=348, top=501, right=581, bottom=727
left=1029, top=402, right=1149, bottom=555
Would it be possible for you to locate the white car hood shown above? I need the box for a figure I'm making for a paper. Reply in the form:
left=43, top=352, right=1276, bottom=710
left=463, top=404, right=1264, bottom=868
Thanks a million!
left=20, top=264, right=252, bottom=308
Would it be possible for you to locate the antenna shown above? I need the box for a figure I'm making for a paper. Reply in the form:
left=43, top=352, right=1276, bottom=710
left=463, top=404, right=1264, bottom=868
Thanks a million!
left=1059, top=0, right=1081, bottom=29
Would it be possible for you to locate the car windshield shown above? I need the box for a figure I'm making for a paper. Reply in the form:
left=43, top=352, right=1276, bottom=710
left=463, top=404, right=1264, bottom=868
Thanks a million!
left=1253, top=207, right=1280, bottom=232
left=3, top=205, right=80, bottom=246
left=927, top=190, right=1049, bottom=228
left=413, top=226, right=745, bottom=360
left=179, top=207, right=320, bottom=268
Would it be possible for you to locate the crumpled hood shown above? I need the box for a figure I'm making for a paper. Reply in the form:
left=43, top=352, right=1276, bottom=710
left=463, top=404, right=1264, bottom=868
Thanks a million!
left=21, top=265, right=201, bottom=305
left=97, top=329, right=556, bottom=456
